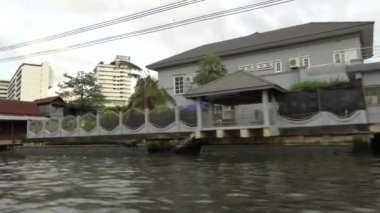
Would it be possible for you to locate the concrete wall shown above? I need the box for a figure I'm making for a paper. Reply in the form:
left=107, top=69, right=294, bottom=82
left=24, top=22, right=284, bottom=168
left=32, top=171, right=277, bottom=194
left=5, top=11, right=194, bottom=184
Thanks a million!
left=362, top=72, right=380, bottom=86
left=156, top=34, right=362, bottom=105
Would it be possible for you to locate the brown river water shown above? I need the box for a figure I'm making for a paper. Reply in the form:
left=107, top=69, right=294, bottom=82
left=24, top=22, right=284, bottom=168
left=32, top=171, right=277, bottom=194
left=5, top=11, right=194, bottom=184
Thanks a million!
left=0, top=149, right=380, bottom=212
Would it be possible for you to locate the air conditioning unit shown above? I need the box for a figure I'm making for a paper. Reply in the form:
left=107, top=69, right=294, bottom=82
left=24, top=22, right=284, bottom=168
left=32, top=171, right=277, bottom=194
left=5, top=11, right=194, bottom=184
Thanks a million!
left=289, top=57, right=301, bottom=68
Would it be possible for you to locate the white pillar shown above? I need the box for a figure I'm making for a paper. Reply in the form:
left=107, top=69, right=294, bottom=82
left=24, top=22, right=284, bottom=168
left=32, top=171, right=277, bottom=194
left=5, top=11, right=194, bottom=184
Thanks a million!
left=42, top=120, right=46, bottom=138
left=96, top=112, right=101, bottom=134
left=208, top=103, right=214, bottom=128
left=262, top=90, right=270, bottom=126
left=144, top=108, right=149, bottom=133
left=76, top=116, right=81, bottom=136
left=58, top=117, right=62, bottom=137
left=119, top=111, right=123, bottom=135
left=175, top=106, right=180, bottom=131
left=196, top=98, right=203, bottom=130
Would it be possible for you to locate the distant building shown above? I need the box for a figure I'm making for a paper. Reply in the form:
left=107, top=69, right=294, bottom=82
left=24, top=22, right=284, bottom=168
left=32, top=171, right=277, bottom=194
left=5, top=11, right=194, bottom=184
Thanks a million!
left=8, top=62, right=54, bottom=101
left=0, top=80, right=9, bottom=99
left=94, top=55, right=141, bottom=107
left=0, top=100, right=43, bottom=145
left=34, top=96, right=65, bottom=118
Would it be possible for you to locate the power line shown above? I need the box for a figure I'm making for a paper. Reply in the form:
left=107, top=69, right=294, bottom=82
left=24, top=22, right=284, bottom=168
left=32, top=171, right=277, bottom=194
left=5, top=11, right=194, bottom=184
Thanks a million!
left=0, top=0, right=205, bottom=51
left=0, top=0, right=293, bottom=62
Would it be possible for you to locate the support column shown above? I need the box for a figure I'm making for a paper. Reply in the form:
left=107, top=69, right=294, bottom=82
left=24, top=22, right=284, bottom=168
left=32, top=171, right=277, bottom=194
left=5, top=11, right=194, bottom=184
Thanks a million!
left=175, top=106, right=180, bottom=131
left=42, top=119, right=46, bottom=138
left=58, top=117, right=62, bottom=137
left=271, top=92, right=278, bottom=125
left=144, top=108, right=149, bottom=133
left=195, top=98, right=205, bottom=139
left=119, top=111, right=123, bottom=134
left=208, top=103, right=214, bottom=128
left=76, top=116, right=81, bottom=136
left=196, top=98, right=203, bottom=130
left=262, top=90, right=270, bottom=126
left=26, top=120, right=30, bottom=138
left=11, top=121, right=14, bottom=137
left=96, top=112, right=101, bottom=135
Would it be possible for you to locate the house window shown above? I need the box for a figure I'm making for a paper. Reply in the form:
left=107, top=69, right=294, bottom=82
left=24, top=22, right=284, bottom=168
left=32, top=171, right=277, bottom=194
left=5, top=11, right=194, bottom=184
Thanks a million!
left=274, top=61, right=282, bottom=72
left=302, top=57, right=310, bottom=68
left=174, top=75, right=184, bottom=95
left=343, top=49, right=358, bottom=63
left=334, top=52, right=343, bottom=64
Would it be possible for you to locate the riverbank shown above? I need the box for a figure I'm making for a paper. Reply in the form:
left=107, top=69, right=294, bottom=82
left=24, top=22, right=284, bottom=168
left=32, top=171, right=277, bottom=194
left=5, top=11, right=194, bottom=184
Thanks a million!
left=9, top=143, right=375, bottom=158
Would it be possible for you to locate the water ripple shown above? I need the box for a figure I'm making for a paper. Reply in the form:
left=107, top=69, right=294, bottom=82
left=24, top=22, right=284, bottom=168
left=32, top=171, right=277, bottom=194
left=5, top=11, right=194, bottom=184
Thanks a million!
left=0, top=153, right=378, bottom=212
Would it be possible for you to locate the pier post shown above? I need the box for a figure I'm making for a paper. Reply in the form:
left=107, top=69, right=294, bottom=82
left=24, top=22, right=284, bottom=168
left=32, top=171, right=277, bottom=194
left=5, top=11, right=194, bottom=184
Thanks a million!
left=262, top=90, right=270, bottom=126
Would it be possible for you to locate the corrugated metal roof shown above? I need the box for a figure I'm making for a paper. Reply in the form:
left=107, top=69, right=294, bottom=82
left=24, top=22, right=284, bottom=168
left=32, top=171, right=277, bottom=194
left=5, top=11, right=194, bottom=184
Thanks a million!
left=147, top=22, right=374, bottom=70
left=0, top=100, right=41, bottom=116
left=184, top=71, right=286, bottom=98
left=34, top=96, right=64, bottom=106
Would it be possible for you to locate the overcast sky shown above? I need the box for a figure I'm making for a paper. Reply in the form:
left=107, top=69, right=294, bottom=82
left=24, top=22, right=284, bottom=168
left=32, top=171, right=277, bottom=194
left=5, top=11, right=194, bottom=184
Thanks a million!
left=0, top=0, right=379, bottom=89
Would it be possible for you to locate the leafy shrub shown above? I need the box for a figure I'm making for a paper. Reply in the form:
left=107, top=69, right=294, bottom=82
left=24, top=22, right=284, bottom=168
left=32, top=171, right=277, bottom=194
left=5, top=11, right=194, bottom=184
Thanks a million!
left=290, top=78, right=348, bottom=91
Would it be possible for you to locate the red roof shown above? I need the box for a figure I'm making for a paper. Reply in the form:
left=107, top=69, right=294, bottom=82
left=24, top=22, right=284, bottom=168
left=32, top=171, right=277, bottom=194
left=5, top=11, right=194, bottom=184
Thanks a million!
left=34, top=96, right=65, bottom=106
left=0, top=100, right=41, bottom=116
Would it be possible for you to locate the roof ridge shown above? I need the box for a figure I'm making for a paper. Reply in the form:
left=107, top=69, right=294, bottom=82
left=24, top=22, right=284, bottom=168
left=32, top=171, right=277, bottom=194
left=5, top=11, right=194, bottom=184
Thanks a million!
left=244, top=71, right=278, bottom=85
left=148, top=21, right=374, bottom=70
left=188, top=71, right=241, bottom=93
left=187, top=70, right=276, bottom=94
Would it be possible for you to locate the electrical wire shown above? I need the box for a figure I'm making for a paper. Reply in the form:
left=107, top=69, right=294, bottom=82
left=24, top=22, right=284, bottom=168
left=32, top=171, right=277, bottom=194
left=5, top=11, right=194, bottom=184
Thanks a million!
left=0, top=0, right=205, bottom=51
left=0, top=0, right=293, bottom=62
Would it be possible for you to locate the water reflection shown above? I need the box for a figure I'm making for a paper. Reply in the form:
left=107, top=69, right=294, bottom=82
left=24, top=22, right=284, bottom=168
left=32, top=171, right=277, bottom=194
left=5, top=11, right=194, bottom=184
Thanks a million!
left=0, top=152, right=379, bottom=212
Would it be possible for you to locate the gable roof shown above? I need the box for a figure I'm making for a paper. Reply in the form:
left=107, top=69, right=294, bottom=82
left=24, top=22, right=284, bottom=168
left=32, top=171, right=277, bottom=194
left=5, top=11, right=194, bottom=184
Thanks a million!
left=34, top=96, right=65, bottom=106
left=0, top=100, right=41, bottom=116
left=147, top=22, right=374, bottom=70
left=184, top=71, right=286, bottom=99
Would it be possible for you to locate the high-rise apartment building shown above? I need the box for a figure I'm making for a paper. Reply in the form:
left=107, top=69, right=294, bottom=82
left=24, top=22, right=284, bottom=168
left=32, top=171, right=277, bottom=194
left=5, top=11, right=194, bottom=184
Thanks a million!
left=8, top=62, right=54, bottom=101
left=94, top=55, right=141, bottom=107
left=0, top=80, right=9, bottom=99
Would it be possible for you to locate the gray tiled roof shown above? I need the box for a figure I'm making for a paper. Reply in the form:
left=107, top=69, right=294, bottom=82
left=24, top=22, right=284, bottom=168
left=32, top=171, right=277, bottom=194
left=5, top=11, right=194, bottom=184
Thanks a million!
left=184, top=71, right=286, bottom=98
left=147, top=22, right=374, bottom=70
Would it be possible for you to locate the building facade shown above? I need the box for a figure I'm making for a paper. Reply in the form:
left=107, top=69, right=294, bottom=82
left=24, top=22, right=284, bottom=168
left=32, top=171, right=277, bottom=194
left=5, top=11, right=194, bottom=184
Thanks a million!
left=34, top=96, right=65, bottom=118
left=94, top=55, right=142, bottom=107
left=147, top=22, right=374, bottom=106
left=0, top=80, right=9, bottom=99
left=7, top=62, right=54, bottom=101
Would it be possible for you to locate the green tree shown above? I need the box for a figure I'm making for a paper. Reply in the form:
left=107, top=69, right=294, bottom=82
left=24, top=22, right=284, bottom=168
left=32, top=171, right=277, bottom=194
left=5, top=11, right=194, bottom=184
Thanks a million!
left=193, top=53, right=228, bottom=85
left=57, top=71, right=105, bottom=113
left=127, top=76, right=175, bottom=110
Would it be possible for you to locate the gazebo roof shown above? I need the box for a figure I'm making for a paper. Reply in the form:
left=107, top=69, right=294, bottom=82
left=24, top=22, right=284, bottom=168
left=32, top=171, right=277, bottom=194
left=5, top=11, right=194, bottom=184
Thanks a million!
left=184, top=71, right=286, bottom=105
